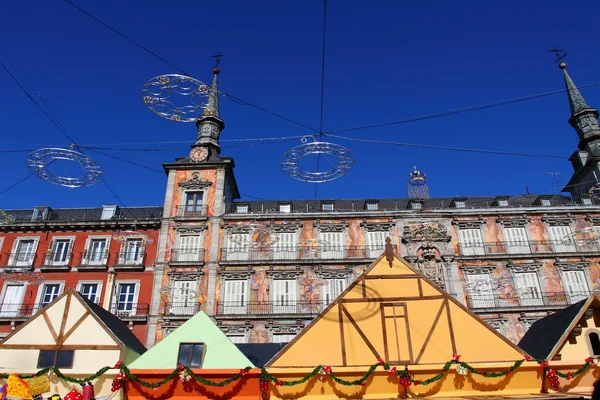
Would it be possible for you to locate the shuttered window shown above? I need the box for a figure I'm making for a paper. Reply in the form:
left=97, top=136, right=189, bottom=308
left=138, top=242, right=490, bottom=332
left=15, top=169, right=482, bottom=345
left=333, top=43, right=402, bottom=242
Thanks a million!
left=319, top=232, right=345, bottom=259
left=458, top=229, right=485, bottom=256
left=513, top=272, right=543, bottom=306
left=322, top=278, right=346, bottom=303
left=171, top=280, right=198, bottom=315
left=272, top=279, right=298, bottom=313
left=226, top=233, right=250, bottom=261
left=366, top=231, right=388, bottom=258
left=504, top=227, right=530, bottom=254
left=466, top=273, right=494, bottom=308
left=178, top=235, right=202, bottom=262
left=222, top=280, right=248, bottom=314
left=547, top=225, right=576, bottom=252
left=273, top=232, right=297, bottom=260
left=562, top=270, right=590, bottom=302
left=272, top=334, right=296, bottom=343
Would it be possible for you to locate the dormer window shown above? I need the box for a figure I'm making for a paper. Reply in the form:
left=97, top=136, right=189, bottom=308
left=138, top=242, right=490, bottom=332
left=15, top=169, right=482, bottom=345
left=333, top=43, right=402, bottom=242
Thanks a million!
left=583, top=198, right=593, bottom=206
left=366, top=202, right=379, bottom=211
left=236, top=205, right=249, bottom=213
left=455, top=201, right=465, bottom=209
left=279, top=204, right=291, bottom=213
left=322, top=204, right=334, bottom=212
left=541, top=199, right=551, bottom=206
left=101, top=205, right=118, bottom=220
left=32, top=206, right=50, bottom=222
left=498, top=200, right=509, bottom=207
left=410, top=202, right=422, bottom=210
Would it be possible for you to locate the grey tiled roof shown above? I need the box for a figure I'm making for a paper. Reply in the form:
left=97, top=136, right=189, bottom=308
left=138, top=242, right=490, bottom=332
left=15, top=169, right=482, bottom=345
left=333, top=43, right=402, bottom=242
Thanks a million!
left=3, top=206, right=163, bottom=223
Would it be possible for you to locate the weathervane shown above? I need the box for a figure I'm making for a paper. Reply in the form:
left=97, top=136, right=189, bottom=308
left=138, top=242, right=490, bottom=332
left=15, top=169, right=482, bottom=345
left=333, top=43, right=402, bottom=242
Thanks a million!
left=548, top=46, right=567, bottom=63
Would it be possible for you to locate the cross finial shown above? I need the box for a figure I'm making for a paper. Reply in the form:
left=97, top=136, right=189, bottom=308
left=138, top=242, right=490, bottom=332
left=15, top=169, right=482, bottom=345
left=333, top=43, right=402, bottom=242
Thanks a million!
left=548, top=46, right=567, bottom=63
left=212, top=52, right=224, bottom=68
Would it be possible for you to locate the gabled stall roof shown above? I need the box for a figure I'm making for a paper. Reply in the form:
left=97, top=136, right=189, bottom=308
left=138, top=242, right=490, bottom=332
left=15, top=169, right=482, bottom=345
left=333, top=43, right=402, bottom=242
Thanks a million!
left=267, top=252, right=527, bottom=367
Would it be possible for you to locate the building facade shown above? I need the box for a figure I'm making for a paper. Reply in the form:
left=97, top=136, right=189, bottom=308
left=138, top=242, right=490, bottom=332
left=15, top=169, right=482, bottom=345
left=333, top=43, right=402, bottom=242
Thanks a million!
left=0, top=205, right=161, bottom=344
left=144, top=63, right=600, bottom=347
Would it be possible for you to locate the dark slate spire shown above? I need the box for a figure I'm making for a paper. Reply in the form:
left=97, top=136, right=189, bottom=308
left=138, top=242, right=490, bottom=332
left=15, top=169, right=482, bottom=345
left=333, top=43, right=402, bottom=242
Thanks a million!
left=560, top=62, right=592, bottom=115
left=194, top=67, right=225, bottom=155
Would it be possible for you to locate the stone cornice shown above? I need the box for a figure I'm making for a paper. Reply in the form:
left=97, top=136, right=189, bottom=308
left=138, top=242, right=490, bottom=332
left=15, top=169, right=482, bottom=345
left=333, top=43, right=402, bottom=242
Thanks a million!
left=541, top=214, right=574, bottom=226
left=360, top=218, right=395, bottom=232
left=506, top=262, right=542, bottom=273
left=266, top=266, right=304, bottom=279
left=555, top=261, right=589, bottom=271
left=496, top=215, right=531, bottom=227
left=460, top=266, right=495, bottom=275
left=219, top=267, right=254, bottom=279
left=452, top=216, right=486, bottom=229
left=314, top=265, right=352, bottom=279
left=314, top=219, right=348, bottom=232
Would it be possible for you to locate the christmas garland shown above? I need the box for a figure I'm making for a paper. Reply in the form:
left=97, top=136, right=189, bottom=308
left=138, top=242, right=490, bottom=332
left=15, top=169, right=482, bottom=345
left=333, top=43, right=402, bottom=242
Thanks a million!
left=0, top=356, right=597, bottom=396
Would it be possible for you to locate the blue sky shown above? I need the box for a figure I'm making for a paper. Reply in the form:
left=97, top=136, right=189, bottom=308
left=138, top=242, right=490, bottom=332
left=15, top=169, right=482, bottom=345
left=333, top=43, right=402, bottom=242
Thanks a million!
left=1, top=0, right=599, bottom=209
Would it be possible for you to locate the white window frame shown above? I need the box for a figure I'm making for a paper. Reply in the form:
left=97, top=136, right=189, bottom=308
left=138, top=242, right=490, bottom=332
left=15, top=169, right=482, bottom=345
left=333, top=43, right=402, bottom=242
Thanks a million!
left=502, top=226, right=530, bottom=254
left=322, top=203, right=334, bottom=211
left=34, top=281, right=65, bottom=311
left=322, top=278, right=347, bottom=303
left=225, top=232, right=250, bottom=261
left=366, top=202, right=379, bottom=211
left=169, top=279, right=199, bottom=315
left=498, top=200, right=509, bottom=207
left=546, top=224, right=576, bottom=253
left=112, top=280, right=140, bottom=316
left=0, top=283, right=26, bottom=317
left=512, top=271, right=543, bottom=306
left=279, top=204, right=291, bottom=213
left=455, top=201, right=466, bottom=209
left=182, top=191, right=206, bottom=213
left=76, top=280, right=103, bottom=304
left=465, top=272, right=495, bottom=308
left=318, top=230, right=345, bottom=259
left=236, top=205, right=249, bottom=213
left=82, top=235, right=111, bottom=265
left=457, top=227, right=485, bottom=256
left=46, top=236, right=75, bottom=266
left=9, top=236, right=40, bottom=267
left=271, top=278, right=298, bottom=313
left=272, top=231, right=298, bottom=260
left=365, top=230, right=390, bottom=258
left=558, top=268, right=591, bottom=303
left=221, top=279, right=249, bottom=314
left=118, top=238, right=145, bottom=265
left=541, top=199, right=551, bottom=206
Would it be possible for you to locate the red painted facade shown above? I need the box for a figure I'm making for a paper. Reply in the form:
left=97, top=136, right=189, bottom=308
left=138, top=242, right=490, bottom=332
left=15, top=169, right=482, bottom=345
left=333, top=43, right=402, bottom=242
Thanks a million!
left=0, top=207, right=162, bottom=346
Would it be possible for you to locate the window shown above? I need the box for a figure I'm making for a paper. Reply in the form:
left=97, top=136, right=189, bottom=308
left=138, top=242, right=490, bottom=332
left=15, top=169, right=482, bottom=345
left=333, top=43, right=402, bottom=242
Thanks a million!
left=176, top=235, right=202, bottom=262
left=322, top=204, right=334, bottom=211
left=513, top=272, right=543, bottom=306
left=279, top=204, right=291, bottom=213
left=272, top=279, right=298, bottom=313
left=177, top=343, right=204, bottom=367
left=115, top=283, right=138, bottom=314
left=37, top=350, right=74, bottom=368
left=86, top=238, right=108, bottom=264
left=498, top=200, right=509, bottom=207
left=322, top=278, right=346, bottom=303
left=466, top=273, right=495, bottom=308
left=455, top=201, right=466, bottom=209
left=13, top=239, right=37, bottom=266
left=222, top=280, right=248, bottom=314
left=101, top=205, right=117, bottom=220
left=541, top=199, right=551, bottom=206
left=272, top=334, right=295, bottom=343
left=185, top=192, right=204, bottom=213
left=381, top=303, right=410, bottom=363
left=366, top=203, right=379, bottom=211
left=583, top=198, right=593, bottom=206
left=503, top=227, right=530, bottom=254
left=170, top=280, right=198, bottom=315
left=589, top=332, right=600, bottom=356
left=31, top=207, right=50, bottom=222
left=410, top=202, right=422, bottom=210
left=319, top=231, right=345, bottom=259
left=272, top=232, right=297, bottom=260
left=236, top=205, right=249, bottom=213
left=547, top=225, right=575, bottom=252
left=0, top=284, right=25, bottom=317
left=562, top=270, right=591, bottom=302
left=49, top=239, right=72, bottom=265
left=77, top=283, right=101, bottom=304
left=40, top=284, right=62, bottom=307
left=366, top=231, right=388, bottom=258
left=227, top=335, right=245, bottom=344
left=225, top=233, right=250, bottom=261
left=458, top=229, right=485, bottom=256
left=122, top=238, right=144, bottom=264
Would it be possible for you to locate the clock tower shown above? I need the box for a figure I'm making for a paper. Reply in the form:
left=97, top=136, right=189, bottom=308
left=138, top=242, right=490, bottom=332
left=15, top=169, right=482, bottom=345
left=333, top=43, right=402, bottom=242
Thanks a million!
left=191, top=67, right=225, bottom=162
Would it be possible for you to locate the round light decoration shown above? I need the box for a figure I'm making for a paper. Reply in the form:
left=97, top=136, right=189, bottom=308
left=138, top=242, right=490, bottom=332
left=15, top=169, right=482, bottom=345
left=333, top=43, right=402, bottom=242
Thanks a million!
left=0, top=271, right=44, bottom=285
left=281, top=138, right=355, bottom=183
left=142, top=74, right=210, bottom=122
left=227, top=223, right=280, bottom=247
left=26, top=148, right=103, bottom=188
left=589, top=183, right=600, bottom=200
left=0, top=209, right=15, bottom=225
left=561, top=227, right=600, bottom=245
left=112, top=231, right=154, bottom=245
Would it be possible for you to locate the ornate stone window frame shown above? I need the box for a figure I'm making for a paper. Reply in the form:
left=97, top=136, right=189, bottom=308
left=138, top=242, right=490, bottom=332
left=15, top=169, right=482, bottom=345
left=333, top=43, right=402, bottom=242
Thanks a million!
left=451, top=216, right=486, bottom=230
left=216, top=320, right=253, bottom=334
left=496, top=215, right=531, bottom=228
left=266, top=266, right=304, bottom=279
left=484, top=315, right=507, bottom=334
left=554, top=260, right=593, bottom=297
left=266, top=320, right=305, bottom=335
left=585, top=215, right=600, bottom=226
left=541, top=214, right=574, bottom=227
left=269, top=219, right=302, bottom=233
left=360, top=219, right=394, bottom=232
left=402, top=222, right=452, bottom=244
left=219, top=267, right=254, bottom=280
left=178, top=172, right=212, bottom=207
left=314, top=219, right=348, bottom=232
left=506, top=262, right=542, bottom=299
left=314, top=265, right=352, bottom=280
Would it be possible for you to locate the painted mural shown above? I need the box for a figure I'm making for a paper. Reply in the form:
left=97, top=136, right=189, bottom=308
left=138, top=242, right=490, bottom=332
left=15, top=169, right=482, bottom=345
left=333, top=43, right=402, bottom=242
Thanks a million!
left=170, top=170, right=217, bottom=218
left=249, top=266, right=269, bottom=313
left=249, top=323, right=269, bottom=343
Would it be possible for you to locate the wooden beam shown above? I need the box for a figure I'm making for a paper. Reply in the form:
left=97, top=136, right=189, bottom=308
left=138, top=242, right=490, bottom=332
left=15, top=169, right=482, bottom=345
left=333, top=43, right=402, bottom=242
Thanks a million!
left=341, top=306, right=381, bottom=359
left=445, top=298, right=457, bottom=354
left=0, top=344, right=122, bottom=350
left=42, top=312, right=58, bottom=343
left=414, top=301, right=446, bottom=364
left=342, top=295, right=444, bottom=303
left=363, top=275, right=420, bottom=280
left=57, top=293, right=72, bottom=342
left=60, top=312, right=90, bottom=345
left=338, top=304, right=347, bottom=366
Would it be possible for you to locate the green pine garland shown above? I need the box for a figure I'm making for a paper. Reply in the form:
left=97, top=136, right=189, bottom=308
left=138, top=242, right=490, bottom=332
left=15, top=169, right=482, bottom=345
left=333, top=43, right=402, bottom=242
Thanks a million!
left=0, top=357, right=596, bottom=392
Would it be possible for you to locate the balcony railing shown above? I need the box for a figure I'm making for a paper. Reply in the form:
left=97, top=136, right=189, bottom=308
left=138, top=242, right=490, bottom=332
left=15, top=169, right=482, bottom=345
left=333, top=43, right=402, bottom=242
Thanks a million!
left=115, top=250, right=146, bottom=266
left=78, top=250, right=110, bottom=267
left=110, top=303, right=150, bottom=317
left=41, top=252, right=73, bottom=268
left=458, top=240, right=600, bottom=257
left=170, top=249, right=205, bottom=264
left=220, top=244, right=394, bottom=262
left=175, top=205, right=208, bottom=218
left=217, top=300, right=330, bottom=315
left=0, top=304, right=35, bottom=318
left=164, top=302, right=202, bottom=316
left=5, top=252, right=36, bottom=267
left=466, top=291, right=591, bottom=310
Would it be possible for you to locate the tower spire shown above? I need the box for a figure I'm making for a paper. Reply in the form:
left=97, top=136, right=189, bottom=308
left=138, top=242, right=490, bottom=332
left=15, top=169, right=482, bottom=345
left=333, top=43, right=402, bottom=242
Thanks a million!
left=203, top=65, right=220, bottom=118
left=560, top=62, right=592, bottom=115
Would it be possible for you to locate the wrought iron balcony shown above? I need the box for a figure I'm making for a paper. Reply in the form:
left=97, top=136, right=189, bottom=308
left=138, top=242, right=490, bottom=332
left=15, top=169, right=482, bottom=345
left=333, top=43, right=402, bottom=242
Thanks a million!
left=457, top=240, right=600, bottom=257
left=114, top=249, right=146, bottom=267
left=40, top=252, right=73, bottom=270
left=170, top=249, right=205, bottom=264
left=5, top=252, right=36, bottom=267
left=216, top=300, right=329, bottom=316
left=164, top=302, right=202, bottom=316
left=0, top=304, right=35, bottom=318
left=175, top=205, right=208, bottom=218
left=220, top=244, right=393, bottom=262
left=110, top=303, right=150, bottom=318
left=466, top=291, right=591, bottom=311
left=78, top=250, right=110, bottom=268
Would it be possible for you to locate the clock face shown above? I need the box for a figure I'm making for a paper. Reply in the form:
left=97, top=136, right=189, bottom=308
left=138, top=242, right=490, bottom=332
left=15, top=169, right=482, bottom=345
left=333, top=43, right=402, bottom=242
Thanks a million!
left=190, top=146, right=209, bottom=162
